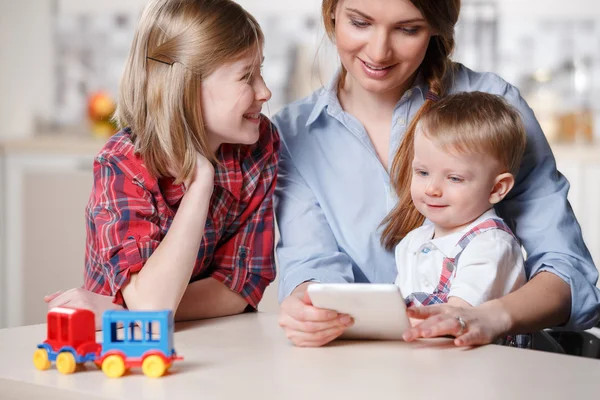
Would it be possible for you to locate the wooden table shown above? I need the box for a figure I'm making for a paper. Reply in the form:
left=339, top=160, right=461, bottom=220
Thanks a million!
left=0, top=313, right=598, bottom=399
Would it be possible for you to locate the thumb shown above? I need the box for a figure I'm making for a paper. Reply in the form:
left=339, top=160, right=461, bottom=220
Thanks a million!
left=44, top=291, right=63, bottom=303
left=302, top=289, right=313, bottom=306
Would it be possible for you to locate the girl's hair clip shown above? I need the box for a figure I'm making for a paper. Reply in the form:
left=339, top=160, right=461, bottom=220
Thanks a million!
left=425, top=91, right=440, bottom=102
left=147, top=56, right=174, bottom=66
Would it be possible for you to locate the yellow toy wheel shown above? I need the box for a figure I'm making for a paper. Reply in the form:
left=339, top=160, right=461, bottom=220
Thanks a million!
left=33, top=348, right=51, bottom=371
left=56, top=352, right=77, bottom=375
left=102, top=355, right=126, bottom=378
left=142, top=355, right=167, bottom=378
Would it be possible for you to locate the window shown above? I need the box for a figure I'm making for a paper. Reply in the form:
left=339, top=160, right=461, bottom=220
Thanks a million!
left=146, top=321, right=161, bottom=342
left=110, top=322, right=124, bottom=343
left=128, top=321, right=143, bottom=342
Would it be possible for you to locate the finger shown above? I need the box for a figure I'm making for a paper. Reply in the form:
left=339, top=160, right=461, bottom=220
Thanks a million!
left=406, top=304, right=447, bottom=319
left=455, top=330, right=485, bottom=347
left=280, top=314, right=351, bottom=334
left=47, top=292, right=74, bottom=309
left=302, top=290, right=313, bottom=306
left=287, top=296, right=340, bottom=323
left=419, top=316, right=462, bottom=338
left=403, top=314, right=447, bottom=341
left=289, top=325, right=347, bottom=347
left=44, top=291, right=64, bottom=303
left=48, top=298, right=72, bottom=311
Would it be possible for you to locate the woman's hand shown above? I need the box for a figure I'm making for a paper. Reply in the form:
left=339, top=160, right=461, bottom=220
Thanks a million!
left=278, top=283, right=354, bottom=347
left=402, top=299, right=512, bottom=346
left=44, top=288, right=124, bottom=330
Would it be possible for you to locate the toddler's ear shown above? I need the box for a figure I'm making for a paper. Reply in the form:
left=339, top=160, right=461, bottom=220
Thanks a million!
left=489, top=173, right=515, bottom=204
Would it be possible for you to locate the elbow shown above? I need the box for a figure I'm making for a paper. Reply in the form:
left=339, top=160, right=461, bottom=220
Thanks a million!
left=120, top=276, right=179, bottom=312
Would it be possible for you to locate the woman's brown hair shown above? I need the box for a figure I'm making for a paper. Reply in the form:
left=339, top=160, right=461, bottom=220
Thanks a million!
left=115, top=0, right=264, bottom=184
left=321, top=0, right=461, bottom=249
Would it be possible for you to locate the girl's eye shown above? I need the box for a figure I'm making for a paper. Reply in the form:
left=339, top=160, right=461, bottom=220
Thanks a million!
left=350, top=19, right=369, bottom=28
left=416, top=170, right=428, bottom=177
left=449, top=176, right=463, bottom=183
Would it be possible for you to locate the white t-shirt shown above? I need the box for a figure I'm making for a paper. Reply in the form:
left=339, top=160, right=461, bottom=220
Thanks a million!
left=394, top=209, right=526, bottom=307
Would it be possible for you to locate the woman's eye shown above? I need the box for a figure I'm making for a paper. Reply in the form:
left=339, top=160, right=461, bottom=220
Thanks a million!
left=399, top=27, right=419, bottom=35
left=350, top=19, right=369, bottom=28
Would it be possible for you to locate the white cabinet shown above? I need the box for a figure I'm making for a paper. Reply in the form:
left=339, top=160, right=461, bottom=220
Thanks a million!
left=0, top=139, right=102, bottom=328
left=553, top=144, right=600, bottom=285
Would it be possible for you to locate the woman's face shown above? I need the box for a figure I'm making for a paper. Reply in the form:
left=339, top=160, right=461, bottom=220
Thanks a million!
left=333, top=0, right=435, bottom=95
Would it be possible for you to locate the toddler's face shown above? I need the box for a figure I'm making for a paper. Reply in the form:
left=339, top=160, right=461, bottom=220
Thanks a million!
left=410, top=129, right=502, bottom=237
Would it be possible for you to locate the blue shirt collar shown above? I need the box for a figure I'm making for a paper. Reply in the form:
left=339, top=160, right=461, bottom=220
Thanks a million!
left=305, top=68, right=428, bottom=127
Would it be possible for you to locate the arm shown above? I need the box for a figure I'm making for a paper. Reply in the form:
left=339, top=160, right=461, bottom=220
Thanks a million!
left=495, top=83, right=600, bottom=330
left=274, top=120, right=355, bottom=346
left=86, top=153, right=214, bottom=312
left=121, top=155, right=214, bottom=311
left=177, top=124, right=281, bottom=320
left=174, top=277, right=247, bottom=321
left=275, top=138, right=355, bottom=301
left=449, top=230, right=526, bottom=307
left=403, top=272, right=570, bottom=346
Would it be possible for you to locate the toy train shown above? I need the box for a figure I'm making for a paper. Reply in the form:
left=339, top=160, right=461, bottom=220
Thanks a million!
left=33, top=307, right=183, bottom=378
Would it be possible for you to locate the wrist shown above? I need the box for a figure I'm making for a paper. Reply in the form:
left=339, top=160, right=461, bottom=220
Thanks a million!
left=482, top=298, right=514, bottom=336
left=186, top=176, right=214, bottom=195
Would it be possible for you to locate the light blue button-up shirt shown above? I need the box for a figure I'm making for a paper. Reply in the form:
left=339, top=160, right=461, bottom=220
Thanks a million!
left=272, top=64, right=600, bottom=330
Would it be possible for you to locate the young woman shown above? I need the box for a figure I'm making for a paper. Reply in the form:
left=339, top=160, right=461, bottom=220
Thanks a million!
left=274, top=0, right=599, bottom=347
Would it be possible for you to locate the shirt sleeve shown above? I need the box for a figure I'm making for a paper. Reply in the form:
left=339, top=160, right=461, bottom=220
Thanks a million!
left=496, top=82, right=600, bottom=329
left=84, top=155, right=162, bottom=306
left=210, top=127, right=280, bottom=309
left=449, top=230, right=526, bottom=307
left=274, top=133, right=355, bottom=302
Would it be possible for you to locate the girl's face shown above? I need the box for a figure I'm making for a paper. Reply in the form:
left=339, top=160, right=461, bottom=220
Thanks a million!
left=201, top=48, right=271, bottom=151
left=333, top=0, right=434, bottom=95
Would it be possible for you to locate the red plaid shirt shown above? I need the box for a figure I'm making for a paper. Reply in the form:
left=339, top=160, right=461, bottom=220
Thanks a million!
left=84, top=116, right=279, bottom=309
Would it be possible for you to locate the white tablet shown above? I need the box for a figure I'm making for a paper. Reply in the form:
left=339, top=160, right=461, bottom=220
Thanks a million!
left=307, top=283, right=411, bottom=340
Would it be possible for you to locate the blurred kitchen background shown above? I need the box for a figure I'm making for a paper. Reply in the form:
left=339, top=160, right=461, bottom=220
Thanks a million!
left=1, top=0, right=600, bottom=328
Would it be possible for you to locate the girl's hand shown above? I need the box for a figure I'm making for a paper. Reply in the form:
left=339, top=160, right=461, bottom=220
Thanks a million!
left=402, top=300, right=512, bottom=346
left=185, top=152, right=215, bottom=191
left=44, top=288, right=124, bottom=330
left=278, top=283, right=354, bottom=347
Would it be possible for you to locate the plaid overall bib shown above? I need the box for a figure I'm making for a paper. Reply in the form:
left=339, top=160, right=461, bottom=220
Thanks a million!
left=404, top=218, right=531, bottom=349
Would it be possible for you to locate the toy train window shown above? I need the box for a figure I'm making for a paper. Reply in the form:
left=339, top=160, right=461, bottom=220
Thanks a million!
left=110, top=322, right=124, bottom=342
left=147, top=321, right=160, bottom=342
left=128, top=321, right=144, bottom=342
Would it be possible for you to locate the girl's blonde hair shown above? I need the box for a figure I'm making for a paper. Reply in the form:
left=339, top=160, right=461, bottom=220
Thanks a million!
left=115, top=0, right=264, bottom=183
left=321, top=0, right=461, bottom=249
left=416, top=92, right=527, bottom=178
